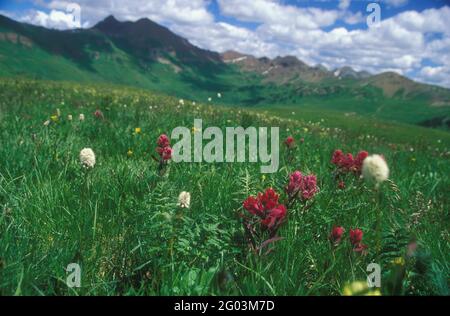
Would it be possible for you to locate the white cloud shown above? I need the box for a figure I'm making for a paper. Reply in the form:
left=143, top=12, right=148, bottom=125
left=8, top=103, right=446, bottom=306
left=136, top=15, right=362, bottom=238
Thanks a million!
left=384, top=0, right=409, bottom=8
left=339, top=0, right=351, bottom=11
left=217, top=0, right=339, bottom=30
left=19, top=9, right=84, bottom=29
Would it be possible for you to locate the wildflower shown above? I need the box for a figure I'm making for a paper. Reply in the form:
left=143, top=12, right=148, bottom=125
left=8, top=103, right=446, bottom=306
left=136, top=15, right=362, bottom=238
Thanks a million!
left=329, top=226, right=345, bottom=245
left=157, top=134, right=170, bottom=148
left=179, top=99, right=184, bottom=105
left=156, top=134, right=172, bottom=162
left=158, top=146, right=172, bottom=161
left=362, top=154, right=389, bottom=186
left=349, top=228, right=367, bottom=253
left=67, top=114, right=73, bottom=121
left=286, top=171, right=318, bottom=201
left=243, top=188, right=287, bottom=230
left=284, top=136, right=295, bottom=149
left=342, top=281, right=367, bottom=296
left=50, top=115, right=58, bottom=122
left=79, top=113, right=85, bottom=121
left=392, top=257, right=405, bottom=266
left=178, top=191, right=191, bottom=208
left=338, top=180, right=345, bottom=189
left=94, top=109, right=104, bottom=119
left=349, top=228, right=363, bottom=246
left=342, top=281, right=380, bottom=296
left=208, top=97, right=212, bottom=102
left=353, top=151, right=368, bottom=173
left=56, top=108, right=61, bottom=117
left=79, top=148, right=96, bottom=168
left=134, top=127, right=141, bottom=134
left=261, top=204, right=286, bottom=228
left=43, top=120, right=50, bottom=126
left=127, top=149, right=133, bottom=157
left=332, top=149, right=368, bottom=174
left=217, top=92, right=222, bottom=98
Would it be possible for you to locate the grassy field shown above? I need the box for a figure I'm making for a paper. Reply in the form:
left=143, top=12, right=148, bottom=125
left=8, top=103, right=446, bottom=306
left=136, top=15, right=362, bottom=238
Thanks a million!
left=0, top=78, right=448, bottom=295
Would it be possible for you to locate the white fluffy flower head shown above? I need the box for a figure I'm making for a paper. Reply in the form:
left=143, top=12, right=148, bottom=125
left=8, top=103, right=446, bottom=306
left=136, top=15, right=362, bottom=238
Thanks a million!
left=362, top=154, right=389, bottom=186
left=79, top=113, right=85, bottom=121
left=79, top=148, right=96, bottom=168
left=178, top=191, right=191, bottom=208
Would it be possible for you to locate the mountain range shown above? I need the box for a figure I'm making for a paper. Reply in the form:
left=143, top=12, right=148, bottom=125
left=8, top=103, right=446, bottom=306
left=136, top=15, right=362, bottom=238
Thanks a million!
left=0, top=14, right=449, bottom=128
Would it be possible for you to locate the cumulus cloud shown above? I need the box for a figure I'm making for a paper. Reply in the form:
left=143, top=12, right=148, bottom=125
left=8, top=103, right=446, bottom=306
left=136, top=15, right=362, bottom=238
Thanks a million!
left=19, top=8, right=85, bottom=29
left=384, top=0, right=409, bottom=8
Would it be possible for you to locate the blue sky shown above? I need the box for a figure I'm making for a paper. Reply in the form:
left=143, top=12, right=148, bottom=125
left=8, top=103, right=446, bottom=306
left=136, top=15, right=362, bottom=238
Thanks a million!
left=1, top=0, right=449, bottom=87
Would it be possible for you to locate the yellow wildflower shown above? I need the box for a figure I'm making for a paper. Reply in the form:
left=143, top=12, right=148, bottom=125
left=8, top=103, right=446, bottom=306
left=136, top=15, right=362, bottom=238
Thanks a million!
left=127, top=149, right=133, bottom=157
left=342, top=281, right=367, bottom=296
left=135, top=127, right=142, bottom=134
left=392, top=257, right=405, bottom=266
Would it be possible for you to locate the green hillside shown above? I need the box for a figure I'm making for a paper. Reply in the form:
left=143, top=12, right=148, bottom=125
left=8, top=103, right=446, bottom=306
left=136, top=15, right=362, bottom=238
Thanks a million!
left=1, top=14, right=450, bottom=128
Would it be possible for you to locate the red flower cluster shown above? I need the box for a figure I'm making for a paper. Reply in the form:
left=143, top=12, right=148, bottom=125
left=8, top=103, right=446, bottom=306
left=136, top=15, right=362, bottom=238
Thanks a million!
left=93, top=109, right=104, bottom=119
left=156, top=134, right=172, bottom=161
left=243, top=188, right=287, bottom=229
left=349, top=228, right=367, bottom=252
left=286, top=171, right=318, bottom=201
left=284, top=136, right=295, bottom=149
left=331, top=150, right=368, bottom=174
left=330, top=226, right=367, bottom=253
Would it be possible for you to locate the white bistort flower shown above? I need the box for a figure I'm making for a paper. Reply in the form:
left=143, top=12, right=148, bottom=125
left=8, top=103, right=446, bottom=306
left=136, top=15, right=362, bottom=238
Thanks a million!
left=67, top=114, right=73, bottom=121
left=362, top=154, right=389, bottom=186
left=79, top=148, right=96, bottom=168
left=79, top=113, right=85, bottom=121
left=178, top=191, right=191, bottom=209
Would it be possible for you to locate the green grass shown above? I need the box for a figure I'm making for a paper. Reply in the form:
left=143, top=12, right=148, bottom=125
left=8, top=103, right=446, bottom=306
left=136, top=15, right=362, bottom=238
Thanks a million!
left=0, top=78, right=448, bottom=296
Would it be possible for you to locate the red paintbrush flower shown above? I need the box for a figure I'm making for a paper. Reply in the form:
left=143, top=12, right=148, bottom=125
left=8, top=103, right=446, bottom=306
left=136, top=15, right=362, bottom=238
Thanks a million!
left=353, top=151, right=369, bottom=173
left=284, top=136, right=295, bottom=148
left=331, top=149, right=344, bottom=166
left=329, top=226, right=345, bottom=245
left=157, top=134, right=170, bottom=148
left=93, top=109, right=104, bottom=119
left=261, top=204, right=287, bottom=228
left=243, top=188, right=287, bottom=230
left=286, top=171, right=318, bottom=201
left=349, top=228, right=363, bottom=246
left=243, top=196, right=264, bottom=217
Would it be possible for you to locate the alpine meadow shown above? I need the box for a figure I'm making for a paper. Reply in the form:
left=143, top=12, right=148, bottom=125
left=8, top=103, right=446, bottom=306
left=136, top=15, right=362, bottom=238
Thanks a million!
left=0, top=0, right=449, bottom=297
